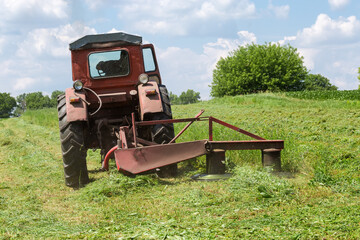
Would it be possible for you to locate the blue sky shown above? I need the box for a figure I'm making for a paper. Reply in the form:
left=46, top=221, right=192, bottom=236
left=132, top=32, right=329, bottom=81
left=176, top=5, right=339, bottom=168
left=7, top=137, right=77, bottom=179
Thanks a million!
left=0, top=0, right=359, bottom=99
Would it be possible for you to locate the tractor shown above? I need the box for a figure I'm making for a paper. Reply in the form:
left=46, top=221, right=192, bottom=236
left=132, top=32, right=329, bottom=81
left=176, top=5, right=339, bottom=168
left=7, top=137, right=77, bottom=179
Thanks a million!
left=57, top=32, right=284, bottom=188
left=58, top=32, right=176, bottom=188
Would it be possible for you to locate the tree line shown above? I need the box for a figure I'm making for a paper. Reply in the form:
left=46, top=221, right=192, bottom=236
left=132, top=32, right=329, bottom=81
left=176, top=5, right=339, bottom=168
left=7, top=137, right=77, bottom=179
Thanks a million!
left=0, top=89, right=201, bottom=118
left=0, top=90, right=64, bottom=118
left=169, top=89, right=201, bottom=105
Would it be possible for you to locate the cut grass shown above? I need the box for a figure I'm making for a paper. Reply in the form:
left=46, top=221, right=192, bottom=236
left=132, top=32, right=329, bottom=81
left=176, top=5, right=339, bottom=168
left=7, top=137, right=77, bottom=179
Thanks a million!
left=0, top=93, right=359, bottom=239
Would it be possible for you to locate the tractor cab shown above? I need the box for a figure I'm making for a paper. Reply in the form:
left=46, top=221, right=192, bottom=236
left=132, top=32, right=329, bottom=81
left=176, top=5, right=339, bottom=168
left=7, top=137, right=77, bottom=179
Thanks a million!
left=69, top=32, right=162, bottom=95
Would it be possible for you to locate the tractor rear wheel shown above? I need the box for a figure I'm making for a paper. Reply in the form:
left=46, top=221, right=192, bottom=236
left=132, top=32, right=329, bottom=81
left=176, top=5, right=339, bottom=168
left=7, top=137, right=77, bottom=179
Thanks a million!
left=57, top=94, right=89, bottom=188
left=150, top=85, right=177, bottom=177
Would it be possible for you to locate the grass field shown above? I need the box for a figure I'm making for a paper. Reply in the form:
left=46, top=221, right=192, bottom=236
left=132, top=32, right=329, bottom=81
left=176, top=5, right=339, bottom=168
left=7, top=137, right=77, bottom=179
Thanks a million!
left=0, top=93, right=359, bottom=239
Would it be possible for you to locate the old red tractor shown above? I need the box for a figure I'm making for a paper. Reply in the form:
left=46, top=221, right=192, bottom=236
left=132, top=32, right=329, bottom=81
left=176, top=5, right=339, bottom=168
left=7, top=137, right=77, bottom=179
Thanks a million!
left=57, top=32, right=284, bottom=188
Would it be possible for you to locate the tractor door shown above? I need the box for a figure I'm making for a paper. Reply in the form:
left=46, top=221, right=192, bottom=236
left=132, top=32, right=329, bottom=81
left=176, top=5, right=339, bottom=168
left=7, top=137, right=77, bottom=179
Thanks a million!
left=142, top=44, right=162, bottom=85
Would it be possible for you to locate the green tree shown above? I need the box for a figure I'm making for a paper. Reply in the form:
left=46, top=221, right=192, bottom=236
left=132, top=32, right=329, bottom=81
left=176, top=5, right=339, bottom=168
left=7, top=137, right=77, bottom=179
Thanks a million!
left=303, top=74, right=338, bottom=91
left=25, top=92, right=52, bottom=110
left=0, top=93, right=16, bottom=118
left=179, top=89, right=200, bottom=104
left=51, top=90, right=64, bottom=107
left=169, top=91, right=180, bottom=105
left=210, top=43, right=308, bottom=97
left=13, top=93, right=27, bottom=116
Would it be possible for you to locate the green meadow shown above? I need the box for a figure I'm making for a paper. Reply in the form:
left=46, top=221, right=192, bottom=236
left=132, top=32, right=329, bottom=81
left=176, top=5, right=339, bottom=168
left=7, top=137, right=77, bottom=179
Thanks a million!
left=0, top=93, right=359, bottom=239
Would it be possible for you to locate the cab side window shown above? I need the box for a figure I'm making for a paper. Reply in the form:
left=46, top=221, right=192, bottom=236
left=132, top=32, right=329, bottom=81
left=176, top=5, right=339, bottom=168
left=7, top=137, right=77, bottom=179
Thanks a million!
left=142, top=48, right=156, bottom=72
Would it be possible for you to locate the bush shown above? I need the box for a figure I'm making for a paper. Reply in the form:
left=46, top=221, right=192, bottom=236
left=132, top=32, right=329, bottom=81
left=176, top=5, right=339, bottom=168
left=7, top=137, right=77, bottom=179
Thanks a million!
left=303, top=74, right=337, bottom=91
left=0, top=93, right=16, bottom=118
left=210, top=43, right=308, bottom=97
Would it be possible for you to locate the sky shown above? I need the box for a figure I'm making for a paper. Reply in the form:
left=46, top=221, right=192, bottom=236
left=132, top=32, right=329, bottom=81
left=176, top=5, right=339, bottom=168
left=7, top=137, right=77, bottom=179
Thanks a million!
left=0, top=0, right=359, bottom=99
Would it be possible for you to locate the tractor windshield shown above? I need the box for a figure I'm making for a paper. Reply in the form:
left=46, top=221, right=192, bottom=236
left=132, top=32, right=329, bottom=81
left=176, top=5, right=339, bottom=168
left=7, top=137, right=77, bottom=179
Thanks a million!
left=88, top=50, right=129, bottom=78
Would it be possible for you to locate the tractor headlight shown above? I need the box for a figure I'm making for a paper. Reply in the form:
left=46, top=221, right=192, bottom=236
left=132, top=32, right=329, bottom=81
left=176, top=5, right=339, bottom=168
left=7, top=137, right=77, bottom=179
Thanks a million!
left=73, top=80, right=83, bottom=91
left=138, top=73, right=149, bottom=85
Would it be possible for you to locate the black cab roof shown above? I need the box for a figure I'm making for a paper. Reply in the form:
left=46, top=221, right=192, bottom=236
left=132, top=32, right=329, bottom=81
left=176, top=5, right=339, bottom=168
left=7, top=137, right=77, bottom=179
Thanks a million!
left=69, top=32, right=142, bottom=51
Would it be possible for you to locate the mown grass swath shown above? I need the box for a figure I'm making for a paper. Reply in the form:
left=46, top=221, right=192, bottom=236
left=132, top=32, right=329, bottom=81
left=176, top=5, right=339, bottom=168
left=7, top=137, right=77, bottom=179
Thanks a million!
left=0, top=93, right=359, bottom=239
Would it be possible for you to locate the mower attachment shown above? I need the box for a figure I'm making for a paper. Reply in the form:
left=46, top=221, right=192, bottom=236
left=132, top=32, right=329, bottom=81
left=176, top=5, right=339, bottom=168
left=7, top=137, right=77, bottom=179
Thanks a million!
left=102, top=110, right=284, bottom=174
left=115, top=140, right=209, bottom=174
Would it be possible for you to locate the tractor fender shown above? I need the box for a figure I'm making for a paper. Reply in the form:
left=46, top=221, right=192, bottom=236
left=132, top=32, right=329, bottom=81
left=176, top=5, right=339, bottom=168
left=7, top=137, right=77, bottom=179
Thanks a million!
left=65, top=88, right=88, bottom=122
left=138, top=80, right=163, bottom=120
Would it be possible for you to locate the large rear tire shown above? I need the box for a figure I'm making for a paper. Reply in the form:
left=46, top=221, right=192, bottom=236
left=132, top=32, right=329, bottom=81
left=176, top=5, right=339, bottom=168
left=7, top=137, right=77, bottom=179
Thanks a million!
left=57, top=94, right=89, bottom=188
left=150, top=85, right=177, bottom=177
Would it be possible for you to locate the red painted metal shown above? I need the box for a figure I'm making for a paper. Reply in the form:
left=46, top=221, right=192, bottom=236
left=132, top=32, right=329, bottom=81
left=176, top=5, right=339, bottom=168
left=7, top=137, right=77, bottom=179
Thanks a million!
left=209, top=117, right=213, bottom=141
left=136, top=116, right=265, bottom=140
left=114, top=140, right=209, bottom=173
left=137, top=80, right=163, bottom=120
left=113, top=139, right=283, bottom=174
left=136, top=117, right=205, bottom=126
left=119, top=127, right=129, bottom=149
left=101, top=110, right=284, bottom=174
left=131, top=112, right=137, bottom=147
left=169, top=110, right=205, bottom=143
left=207, top=140, right=284, bottom=151
left=102, top=145, right=118, bottom=170
left=71, top=44, right=161, bottom=88
left=135, top=137, right=157, bottom=146
left=70, top=43, right=162, bottom=110
left=209, top=117, right=265, bottom=140
left=65, top=88, right=88, bottom=122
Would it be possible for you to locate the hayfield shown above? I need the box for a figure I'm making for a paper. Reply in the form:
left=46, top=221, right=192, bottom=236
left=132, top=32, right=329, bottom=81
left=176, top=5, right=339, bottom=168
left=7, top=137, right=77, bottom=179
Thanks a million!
left=0, top=93, right=359, bottom=239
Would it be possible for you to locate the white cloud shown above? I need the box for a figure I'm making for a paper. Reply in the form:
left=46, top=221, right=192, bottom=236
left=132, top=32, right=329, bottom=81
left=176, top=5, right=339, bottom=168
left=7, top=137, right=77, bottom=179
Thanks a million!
left=117, top=0, right=256, bottom=35
left=279, top=14, right=360, bottom=90
left=158, top=31, right=256, bottom=99
left=17, top=23, right=96, bottom=58
left=13, top=77, right=37, bottom=91
left=0, top=37, right=4, bottom=54
left=328, top=0, right=350, bottom=9
left=296, top=48, right=319, bottom=70
left=278, top=36, right=296, bottom=46
left=296, top=14, right=360, bottom=46
left=107, top=28, right=123, bottom=34
left=0, top=0, right=68, bottom=21
left=134, top=20, right=188, bottom=36
left=204, top=31, right=256, bottom=66
left=195, top=0, right=256, bottom=19
left=268, top=1, right=290, bottom=19
left=0, top=23, right=96, bottom=95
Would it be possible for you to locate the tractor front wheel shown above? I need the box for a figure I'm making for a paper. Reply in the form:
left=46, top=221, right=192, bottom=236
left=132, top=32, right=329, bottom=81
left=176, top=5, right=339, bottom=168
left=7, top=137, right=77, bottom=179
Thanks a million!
left=57, top=94, right=89, bottom=188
